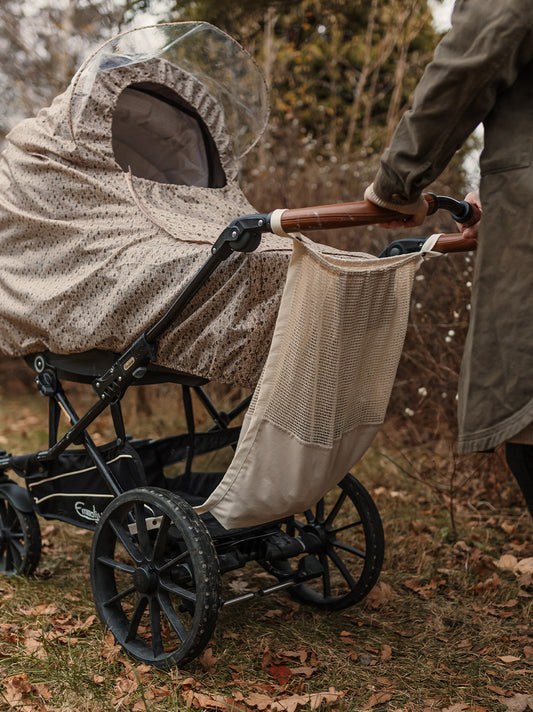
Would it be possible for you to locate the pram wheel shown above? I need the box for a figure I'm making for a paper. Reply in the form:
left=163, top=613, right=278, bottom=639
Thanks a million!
left=90, top=487, right=221, bottom=668
left=0, top=492, right=41, bottom=576
left=266, top=474, right=384, bottom=611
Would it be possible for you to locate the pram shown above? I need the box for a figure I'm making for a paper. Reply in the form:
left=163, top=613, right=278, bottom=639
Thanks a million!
left=0, top=23, right=479, bottom=668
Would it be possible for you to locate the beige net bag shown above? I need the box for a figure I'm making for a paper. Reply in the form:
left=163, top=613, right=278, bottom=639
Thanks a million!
left=195, top=236, right=422, bottom=529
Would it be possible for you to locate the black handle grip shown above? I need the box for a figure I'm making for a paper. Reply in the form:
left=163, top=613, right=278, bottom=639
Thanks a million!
left=450, top=200, right=473, bottom=223
left=425, top=193, right=481, bottom=227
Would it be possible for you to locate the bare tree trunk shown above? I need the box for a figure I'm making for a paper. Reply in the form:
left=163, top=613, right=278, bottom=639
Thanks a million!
left=385, top=1, right=432, bottom=144
left=257, top=6, right=278, bottom=173
left=360, top=34, right=397, bottom=150
left=360, top=63, right=381, bottom=150
left=262, top=5, right=278, bottom=91
left=0, top=5, right=47, bottom=72
left=384, top=39, right=408, bottom=144
left=54, top=0, right=77, bottom=93
left=327, top=15, right=342, bottom=151
left=342, top=0, right=378, bottom=158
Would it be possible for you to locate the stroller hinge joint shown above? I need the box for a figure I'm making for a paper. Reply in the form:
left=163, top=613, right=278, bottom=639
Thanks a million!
left=93, top=335, right=156, bottom=403
left=35, top=368, right=58, bottom=398
left=212, top=213, right=271, bottom=255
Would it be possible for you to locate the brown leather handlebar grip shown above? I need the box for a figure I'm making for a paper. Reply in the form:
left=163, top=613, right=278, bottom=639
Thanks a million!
left=433, top=233, right=477, bottom=254
left=278, top=199, right=411, bottom=232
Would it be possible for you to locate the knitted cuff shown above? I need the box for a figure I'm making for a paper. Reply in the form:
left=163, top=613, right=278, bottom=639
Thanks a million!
left=364, top=183, right=426, bottom=215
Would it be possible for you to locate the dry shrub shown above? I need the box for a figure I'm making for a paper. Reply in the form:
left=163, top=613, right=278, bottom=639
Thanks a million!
left=0, top=355, right=35, bottom=394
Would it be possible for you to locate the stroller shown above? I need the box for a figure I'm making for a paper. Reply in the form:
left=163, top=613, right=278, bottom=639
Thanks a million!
left=0, top=23, right=478, bottom=668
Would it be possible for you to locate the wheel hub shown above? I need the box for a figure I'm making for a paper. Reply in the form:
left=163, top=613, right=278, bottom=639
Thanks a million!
left=133, top=565, right=158, bottom=594
left=302, top=523, right=331, bottom=549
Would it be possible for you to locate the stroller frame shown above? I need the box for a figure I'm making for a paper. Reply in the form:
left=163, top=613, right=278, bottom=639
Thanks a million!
left=0, top=195, right=477, bottom=667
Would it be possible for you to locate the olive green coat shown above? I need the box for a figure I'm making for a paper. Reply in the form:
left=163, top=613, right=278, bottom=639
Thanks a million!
left=373, top=0, right=533, bottom=453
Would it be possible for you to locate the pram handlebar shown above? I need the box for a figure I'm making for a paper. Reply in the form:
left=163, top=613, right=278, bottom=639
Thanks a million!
left=429, top=232, right=478, bottom=254
left=267, top=192, right=481, bottom=234
left=142, top=193, right=478, bottom=357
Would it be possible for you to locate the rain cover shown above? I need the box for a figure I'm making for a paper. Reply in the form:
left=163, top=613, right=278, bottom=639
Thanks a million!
left=0, top=23, right=293, bottom=387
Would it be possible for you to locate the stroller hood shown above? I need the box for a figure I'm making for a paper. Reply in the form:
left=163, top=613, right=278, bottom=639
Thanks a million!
left=71, top=22, right=269, bottom=162
left=0, top=22, right=292, bottom=385
left=3, top=22, right=263, bottom=234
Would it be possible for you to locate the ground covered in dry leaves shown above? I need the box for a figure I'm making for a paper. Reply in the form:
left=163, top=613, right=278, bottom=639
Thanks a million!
left=0, top=385, right=532, bottom=712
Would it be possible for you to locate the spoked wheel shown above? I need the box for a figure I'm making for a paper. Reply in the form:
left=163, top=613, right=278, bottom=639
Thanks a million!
left=90, top=487, right=221, bottom=668
left=266, top=474, right=384, bottom=611
left=0, top=491, right=41, bottom=576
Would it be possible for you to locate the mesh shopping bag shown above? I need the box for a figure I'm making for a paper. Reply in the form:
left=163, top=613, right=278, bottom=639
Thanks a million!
left=195, top=236, right=422, bottom=529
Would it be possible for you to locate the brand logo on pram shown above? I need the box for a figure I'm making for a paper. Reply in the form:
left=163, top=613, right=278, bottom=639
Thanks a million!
left=75, top=501, right=101, bottom=523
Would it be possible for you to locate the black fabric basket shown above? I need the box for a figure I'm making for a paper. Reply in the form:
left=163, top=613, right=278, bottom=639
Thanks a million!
left=26, top=441, right=148, bottom=529
left=23, top=427, right=240, bottom=529
left=131, top=429, right=238, bottom=500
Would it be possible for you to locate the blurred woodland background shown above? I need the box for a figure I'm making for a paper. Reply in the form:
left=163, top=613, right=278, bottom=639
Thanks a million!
left=0, top=0, right=518, bottom=515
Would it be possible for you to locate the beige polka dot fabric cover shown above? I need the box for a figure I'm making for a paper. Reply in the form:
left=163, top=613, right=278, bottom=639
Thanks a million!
left=0, top=54, right=293, bottom=387
left=0, top=30, right=426, bottom=526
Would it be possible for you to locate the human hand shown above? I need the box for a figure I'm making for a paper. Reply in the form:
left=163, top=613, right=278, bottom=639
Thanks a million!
left=378, top=198, right=429, bottom=228
left=457, top=192, right=481, bottom=239
left=364, top=183, right=429, bottom=229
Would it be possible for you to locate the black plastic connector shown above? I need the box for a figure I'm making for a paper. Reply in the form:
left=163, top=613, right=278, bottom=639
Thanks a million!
left=211, top=213, right=271, bottom=255
left=379, top=238, right=428, bottom=258
left=425, top=192, right=476, bottom=224
left=93, top=334, right=156, bottom=403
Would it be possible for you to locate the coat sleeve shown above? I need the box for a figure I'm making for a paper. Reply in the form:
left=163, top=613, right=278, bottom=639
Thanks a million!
left=373, top=0, right=533, bottom=205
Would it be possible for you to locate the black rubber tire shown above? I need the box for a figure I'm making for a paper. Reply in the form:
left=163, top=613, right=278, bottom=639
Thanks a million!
left=266, top=474, right=384, bottom=611
left=0, top=494, right=41, bottom=577
left=90, top=487, right=221, bottom=668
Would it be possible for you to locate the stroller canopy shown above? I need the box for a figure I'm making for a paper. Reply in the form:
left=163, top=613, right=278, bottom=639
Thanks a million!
left=0, top=23, right=293, bottom=387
